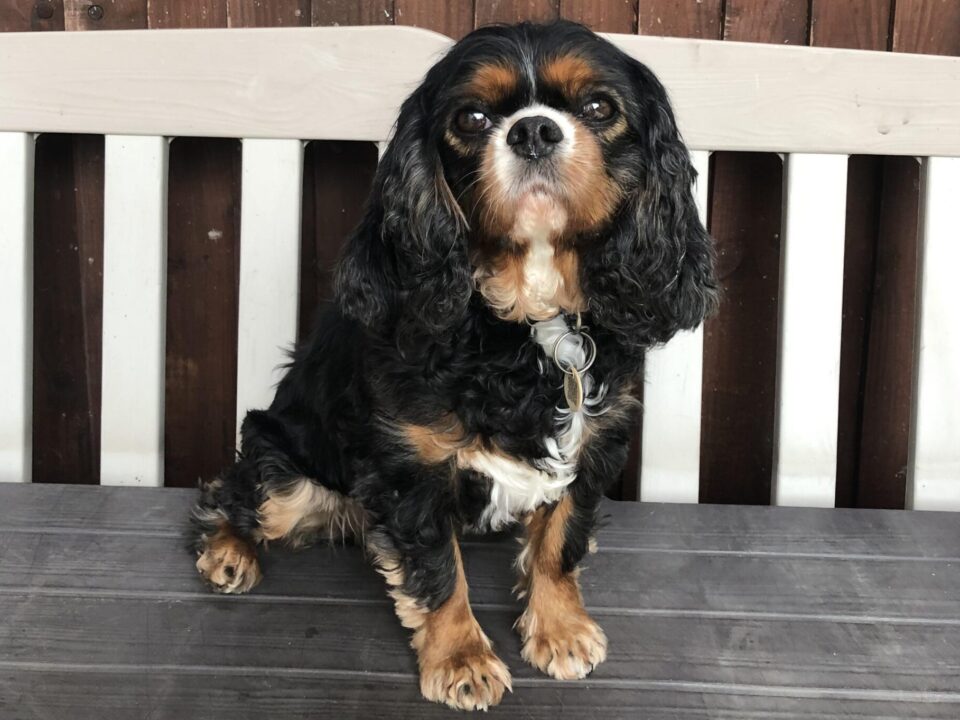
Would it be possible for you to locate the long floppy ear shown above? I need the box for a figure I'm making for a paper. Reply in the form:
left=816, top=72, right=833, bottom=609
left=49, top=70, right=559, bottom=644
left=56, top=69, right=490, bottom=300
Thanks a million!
left=334, top=90, right=472, bottom=337
left=584, top=61, right=718, bottom=352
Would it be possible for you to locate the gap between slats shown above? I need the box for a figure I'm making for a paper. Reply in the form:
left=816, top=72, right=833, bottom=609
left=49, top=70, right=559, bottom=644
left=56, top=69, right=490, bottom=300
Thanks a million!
left=0, top=132, right=34, bottom=483
left=773, top=154, right=849, bottom=507
left=909, top=156, right=960, bottom=511
left=100, top=136, right=168, bottom=487
left=639, top=150, right=710, bottom=503
left=235, top=139, right=305, bottom=444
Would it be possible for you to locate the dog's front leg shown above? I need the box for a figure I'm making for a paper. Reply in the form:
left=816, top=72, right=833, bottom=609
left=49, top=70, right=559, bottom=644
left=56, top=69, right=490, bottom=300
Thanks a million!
left=368, top=521, right=511, bottom=710
left=515, top=429, right=631, bottom=680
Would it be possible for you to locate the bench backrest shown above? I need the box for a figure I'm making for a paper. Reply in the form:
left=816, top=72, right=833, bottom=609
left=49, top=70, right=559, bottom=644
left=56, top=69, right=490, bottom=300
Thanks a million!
left=1, top=26, right=958, bottom=509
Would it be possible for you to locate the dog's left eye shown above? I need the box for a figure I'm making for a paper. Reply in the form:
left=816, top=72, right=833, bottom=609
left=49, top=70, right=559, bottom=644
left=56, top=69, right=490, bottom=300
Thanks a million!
left=455, top=109, right=492, bottom=134
left=580, top=98, right=615, bottom=121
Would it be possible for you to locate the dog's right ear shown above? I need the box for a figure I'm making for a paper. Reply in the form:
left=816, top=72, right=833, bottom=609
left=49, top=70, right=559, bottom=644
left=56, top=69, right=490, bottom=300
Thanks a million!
left=334, top=88, right=473, bottom=336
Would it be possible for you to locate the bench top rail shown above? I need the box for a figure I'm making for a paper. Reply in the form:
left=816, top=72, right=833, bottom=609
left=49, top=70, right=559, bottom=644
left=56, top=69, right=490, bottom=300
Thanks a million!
left=0, top=26, right=959, bottom=155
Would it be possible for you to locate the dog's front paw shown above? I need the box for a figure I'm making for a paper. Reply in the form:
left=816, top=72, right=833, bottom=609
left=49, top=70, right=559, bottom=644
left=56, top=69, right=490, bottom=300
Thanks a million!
left=195, top=525, right=262, bottom=594
left=419, top=644, right=512, bottom=711
left=518, top=607, right=607, bottom=680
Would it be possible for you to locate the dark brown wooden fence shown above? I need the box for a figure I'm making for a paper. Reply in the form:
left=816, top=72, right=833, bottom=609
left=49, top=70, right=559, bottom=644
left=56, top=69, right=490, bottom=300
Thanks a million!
left=3, top=0, right=959, bottom=506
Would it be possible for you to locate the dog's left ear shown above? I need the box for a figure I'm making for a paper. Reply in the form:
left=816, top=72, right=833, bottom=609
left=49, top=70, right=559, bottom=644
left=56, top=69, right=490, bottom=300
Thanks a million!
left=334, top=88, right=473, bottom=337
left=584, top=59, right=718, bottom=351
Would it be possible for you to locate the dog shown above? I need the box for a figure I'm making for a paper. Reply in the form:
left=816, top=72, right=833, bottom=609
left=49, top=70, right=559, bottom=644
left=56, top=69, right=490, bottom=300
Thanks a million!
left=191, top=20, right=717, bottom=711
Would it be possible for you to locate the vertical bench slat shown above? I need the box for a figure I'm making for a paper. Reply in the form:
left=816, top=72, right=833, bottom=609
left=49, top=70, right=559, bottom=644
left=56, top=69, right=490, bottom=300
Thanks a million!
left=0, top=133, right=35, bottom=483
left=639, top=150, right=710, bottom=503
left=235, top=139, right=304, bottom=443
left=100, top=135, right=169, bottom=487
left=908, top=156, right=960, bottom=511
left=772, top=153, right=848, bottom=507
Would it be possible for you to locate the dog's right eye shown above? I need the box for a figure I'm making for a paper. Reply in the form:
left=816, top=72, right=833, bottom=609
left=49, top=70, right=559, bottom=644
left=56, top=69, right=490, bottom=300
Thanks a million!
left=455, top=109, right=492, bottom=134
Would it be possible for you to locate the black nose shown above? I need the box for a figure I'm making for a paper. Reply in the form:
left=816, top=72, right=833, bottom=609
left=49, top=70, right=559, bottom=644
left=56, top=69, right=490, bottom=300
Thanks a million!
left=506, top=115, right=564, bottom=159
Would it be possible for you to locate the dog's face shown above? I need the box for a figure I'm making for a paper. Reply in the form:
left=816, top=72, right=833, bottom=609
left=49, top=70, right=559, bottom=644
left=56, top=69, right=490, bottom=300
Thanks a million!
left=336, top=22, right=717, bottom=349
left=440, top=44, right=631, bottom=241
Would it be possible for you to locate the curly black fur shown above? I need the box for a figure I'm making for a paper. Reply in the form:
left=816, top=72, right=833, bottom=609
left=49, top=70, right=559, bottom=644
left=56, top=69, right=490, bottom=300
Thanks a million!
left=191, top=20, right=717, bottom=615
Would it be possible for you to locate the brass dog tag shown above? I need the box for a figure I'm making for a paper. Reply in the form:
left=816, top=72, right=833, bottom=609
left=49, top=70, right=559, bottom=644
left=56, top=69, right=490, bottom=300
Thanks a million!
left=564, top=367, right=584, bottom=412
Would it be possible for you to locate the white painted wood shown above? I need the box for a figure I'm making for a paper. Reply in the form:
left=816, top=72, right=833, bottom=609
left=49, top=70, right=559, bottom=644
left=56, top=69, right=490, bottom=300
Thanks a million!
left=772, top=154, right=849, bottom=507
left=0, top=26, right=451, bottom=143
left=908, top=157, right=960, bottom=511
left=0, top=133, right=34, bottom=483
left=640, top=150, right=710, bottom=503
left=235, top=139, right=304, bottom=444
left=607, top=35, right=960, bottom=157
left=0, top=28, right=958, bottom=156
left=100, top=136, right=169, bottom=487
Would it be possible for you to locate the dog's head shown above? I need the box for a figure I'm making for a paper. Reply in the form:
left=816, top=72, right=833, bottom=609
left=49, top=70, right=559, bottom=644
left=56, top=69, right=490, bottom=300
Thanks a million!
left=336, top=21, right=717, bottom=350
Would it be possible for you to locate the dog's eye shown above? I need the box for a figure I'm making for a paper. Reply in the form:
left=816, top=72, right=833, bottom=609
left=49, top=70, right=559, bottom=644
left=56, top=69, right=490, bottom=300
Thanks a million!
left=455, top=109, right=492, bottom=134
left=580, top=98, right=615, bottom=121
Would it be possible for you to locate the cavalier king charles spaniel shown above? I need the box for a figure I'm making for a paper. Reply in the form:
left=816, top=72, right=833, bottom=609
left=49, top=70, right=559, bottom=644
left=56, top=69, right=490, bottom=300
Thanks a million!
left=192, top=20, right=717, bottom=711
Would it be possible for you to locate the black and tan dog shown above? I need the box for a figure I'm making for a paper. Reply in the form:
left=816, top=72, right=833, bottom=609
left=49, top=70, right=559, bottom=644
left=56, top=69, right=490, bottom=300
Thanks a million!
left=191, top=20, right=717, bottom=710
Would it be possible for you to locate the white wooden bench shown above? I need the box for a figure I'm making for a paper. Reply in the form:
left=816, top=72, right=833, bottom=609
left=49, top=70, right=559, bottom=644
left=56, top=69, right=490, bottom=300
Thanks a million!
left=0, top=25, right=958, bottom=510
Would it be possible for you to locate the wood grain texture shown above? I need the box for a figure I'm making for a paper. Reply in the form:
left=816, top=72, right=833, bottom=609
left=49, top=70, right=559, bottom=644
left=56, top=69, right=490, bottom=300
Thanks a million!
left=638, top=0, right=722, bottom=38
left=395, top=0, right=473, bottom=37
left=227, top=0, right=310, bottom=27
left=810, top=0, right=891, bottom=50
left=560, top=0, right=636, bottom=33
left=809, top=2, right=890, bottom=509
left=854, top=157, right=920, bottom=508
left=298, top=141, right=378, bottom=337
left=723, top=0, right=809, bottom=44
left=312, top=0, right=394, bottom=25
left=892, top=0, right=960, bottom=56
left=0, top=0, right=64, bottom=31
left=475, top=0, right=559, bottom=26
left=163, top=139, right=241, bottom=488
left=31, top=135, right=104, bottom=485
left=64, top=0, right=147, bottom=30
left=835, top=156, right=883, bottom=508
left=700, top=153, right=782, bottom=505
left=149, top=1, right=235, bottom=490
left=698, top=0, right=810, bottom=505
left=2, top=484, right=960, bottom=718
left=4, top=672, right=958, bottom=720
left=146, top=0, right=227, bottom=28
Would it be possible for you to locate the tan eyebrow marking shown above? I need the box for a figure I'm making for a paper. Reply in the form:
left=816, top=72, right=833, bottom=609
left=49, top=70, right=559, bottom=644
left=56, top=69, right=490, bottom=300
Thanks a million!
left=465, top=62, right=520, bottom=105
left=540, top=54, right=598, bottom=99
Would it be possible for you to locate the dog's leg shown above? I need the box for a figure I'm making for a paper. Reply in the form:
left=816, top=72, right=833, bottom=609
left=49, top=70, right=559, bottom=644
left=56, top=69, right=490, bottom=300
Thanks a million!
left=515, top=492, right=607, bottom=680
left=191, top=458, right=264, bottom=594
left=369, top=530, right=511, bottom=711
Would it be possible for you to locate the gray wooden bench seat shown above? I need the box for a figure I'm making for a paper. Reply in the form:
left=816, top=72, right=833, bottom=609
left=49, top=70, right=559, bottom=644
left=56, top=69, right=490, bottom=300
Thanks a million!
left=1, top=483, right=959, bottom=719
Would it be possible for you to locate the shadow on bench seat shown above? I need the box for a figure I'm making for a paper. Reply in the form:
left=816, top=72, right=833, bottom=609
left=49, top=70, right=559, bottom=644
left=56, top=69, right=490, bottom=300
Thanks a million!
left=1, top=483, right=958, bottom=718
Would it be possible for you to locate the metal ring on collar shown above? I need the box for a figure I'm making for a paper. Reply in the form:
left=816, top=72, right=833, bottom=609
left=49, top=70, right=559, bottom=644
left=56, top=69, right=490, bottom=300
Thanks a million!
left=552, top=330, right=597, bottom=375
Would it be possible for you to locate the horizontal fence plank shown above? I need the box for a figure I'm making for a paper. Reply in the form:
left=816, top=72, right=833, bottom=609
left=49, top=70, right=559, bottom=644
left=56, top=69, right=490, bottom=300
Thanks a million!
left=773, top=153, right=848, bottom=507
left=0, top=28, right=958, bottom=156
left=235, top=139, right=304, bottom=441
left=100, top=135, right=169, bottom=487
left=909, top=157, right=960, bottom=511
left=639, top=150, right=709, bottom=503
left=0, top=132, right=34, bottom=483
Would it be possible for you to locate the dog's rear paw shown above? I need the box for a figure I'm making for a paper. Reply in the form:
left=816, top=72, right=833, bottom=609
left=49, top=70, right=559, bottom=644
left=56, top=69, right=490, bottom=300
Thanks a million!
left=195, top=524, right=262, bottom=594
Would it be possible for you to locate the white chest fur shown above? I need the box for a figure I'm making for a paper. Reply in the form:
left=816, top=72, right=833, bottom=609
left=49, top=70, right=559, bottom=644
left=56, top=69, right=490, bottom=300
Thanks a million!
left=461, top=315, right=605, bottom=530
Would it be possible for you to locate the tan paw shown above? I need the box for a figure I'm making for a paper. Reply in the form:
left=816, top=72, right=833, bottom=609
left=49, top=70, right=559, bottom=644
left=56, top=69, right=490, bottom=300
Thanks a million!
left=519, top=609, right=607, bottom=680
left=420, top=645, right=512, bottom=711
left=195, top=526, right=262, bottom=594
